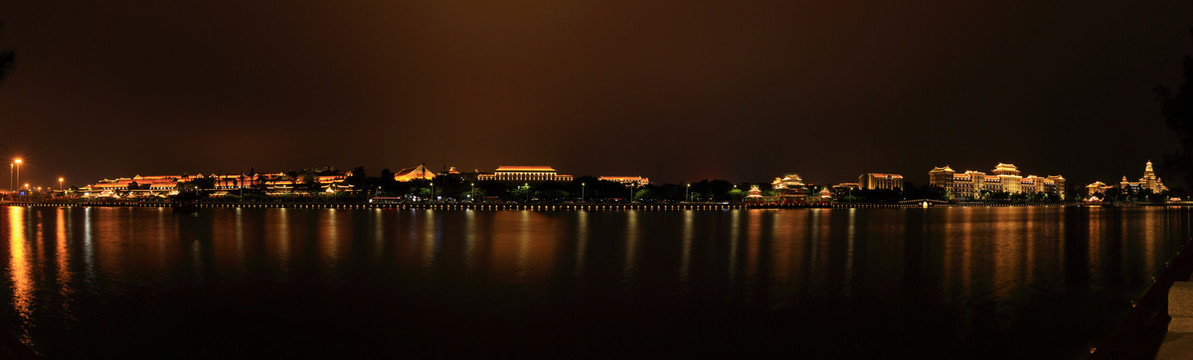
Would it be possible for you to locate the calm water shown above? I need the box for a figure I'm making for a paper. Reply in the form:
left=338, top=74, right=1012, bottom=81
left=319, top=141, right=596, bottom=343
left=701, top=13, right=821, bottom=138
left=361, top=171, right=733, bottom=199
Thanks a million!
left=0, top=205, right=1189, bottom=358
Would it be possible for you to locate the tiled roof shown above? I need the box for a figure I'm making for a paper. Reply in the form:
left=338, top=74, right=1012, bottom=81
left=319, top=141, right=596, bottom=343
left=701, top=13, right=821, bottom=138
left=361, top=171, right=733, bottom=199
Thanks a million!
left=495, top=166, right=556, bottom=172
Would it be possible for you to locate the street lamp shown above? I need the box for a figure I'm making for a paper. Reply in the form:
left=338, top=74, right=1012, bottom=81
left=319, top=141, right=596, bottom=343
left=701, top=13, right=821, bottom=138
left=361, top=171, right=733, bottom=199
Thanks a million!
left=429, top=181, right=434, bottom=203
left=581, top=182, right=585, bottom=203
left=686, top=184, right=690, bottom=202
left=13, top=159, right=21, bottom=194
left=59, top=178, right=64, bottom=192
left=470, top=182, right=476, bottom=202
left=525, top=183, right=530, bottom=203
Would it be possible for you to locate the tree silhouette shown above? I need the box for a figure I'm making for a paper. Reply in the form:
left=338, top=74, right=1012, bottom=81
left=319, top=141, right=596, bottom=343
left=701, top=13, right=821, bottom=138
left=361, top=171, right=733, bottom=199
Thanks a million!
left=0, top=23, right=13, bottom=85
left=1155, top=29, right=1193, bottom=189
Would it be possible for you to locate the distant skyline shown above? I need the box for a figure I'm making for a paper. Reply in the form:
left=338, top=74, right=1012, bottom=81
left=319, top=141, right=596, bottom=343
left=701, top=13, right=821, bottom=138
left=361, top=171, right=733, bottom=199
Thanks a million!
left=1, top=1, right=1192, bottom=187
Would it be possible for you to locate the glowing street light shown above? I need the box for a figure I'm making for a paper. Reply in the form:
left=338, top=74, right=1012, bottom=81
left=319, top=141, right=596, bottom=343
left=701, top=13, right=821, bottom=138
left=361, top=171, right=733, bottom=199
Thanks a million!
left=686, top=183, right=691, bottom=202
left=581, top=182, right=586, bottom=203
left=13, top=159, right=21, bottom=194
left=471, top=182, right=476, bottom=202
left=525, top=183, right=530, bottom=202
left=59, top=177, right=64, bottom=192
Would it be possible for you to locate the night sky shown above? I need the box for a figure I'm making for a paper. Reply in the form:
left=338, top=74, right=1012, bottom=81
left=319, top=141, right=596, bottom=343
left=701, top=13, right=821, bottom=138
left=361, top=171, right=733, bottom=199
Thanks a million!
left=1, top=1, right=1191, bottom=188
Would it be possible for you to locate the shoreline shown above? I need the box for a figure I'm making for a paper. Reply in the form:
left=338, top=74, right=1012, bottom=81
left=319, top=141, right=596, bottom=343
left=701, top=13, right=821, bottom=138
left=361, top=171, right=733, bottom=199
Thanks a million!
left=0, top=200, right=1184, bottom=211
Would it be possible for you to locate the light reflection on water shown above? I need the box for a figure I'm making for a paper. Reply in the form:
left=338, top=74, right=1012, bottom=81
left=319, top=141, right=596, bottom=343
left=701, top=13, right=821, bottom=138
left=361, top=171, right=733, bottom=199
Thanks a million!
left=7, top=207, right=32, bottom=346
left=0, top=206, right=1186, bottom=358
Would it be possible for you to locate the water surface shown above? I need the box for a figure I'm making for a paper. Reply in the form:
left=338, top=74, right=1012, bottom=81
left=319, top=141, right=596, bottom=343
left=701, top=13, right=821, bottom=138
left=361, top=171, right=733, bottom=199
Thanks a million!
left=0, top=206, right=1188, bottom=358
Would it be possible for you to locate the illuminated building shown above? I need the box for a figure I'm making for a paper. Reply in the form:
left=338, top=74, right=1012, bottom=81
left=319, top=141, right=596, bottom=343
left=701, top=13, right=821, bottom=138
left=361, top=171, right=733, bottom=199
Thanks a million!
left=834, top=182, right=860, bottom=190
left=598, top=176, right=650, bottom=186
left=83, top=170, right=354, bottom=197
left=948, top=171, right=982, bottom=199
left=928, top=166, right=955, bottom=191
left=858, top=173, right=903, bottom=190
left=771, top=173, right=808, bottom=197
left=831, top=182, right=860, bottom=197
left=1119, top=161, right=1168, bottom=193
left=929, top=163, right=1064, bottom=200
left=1045, top=175, right=1066, bottom=197
left=85, top=175, right=187, bottom=196
left=1087, top=181, right=1111, bottom=195
left=477, top=166, right=574, bottom=182
left=991, top=163, right=1022, bottom=193
left=393, top=164, right=436, bottom=182
left=1087, top=161, right=1168, bottom=196
left=746, top=185, right=762, bottom=199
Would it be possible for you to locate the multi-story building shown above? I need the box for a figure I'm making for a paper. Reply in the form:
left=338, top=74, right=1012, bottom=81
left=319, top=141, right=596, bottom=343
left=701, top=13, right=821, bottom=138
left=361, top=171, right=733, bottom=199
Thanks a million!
left=1045, top=175, right=1065, bottom=196
left=929, top=166, right=955, bottom=191
left=83, top=171, right=355, bottom=197
left=948, top=171, right=978, bottom=199
left=992, top=163, right=1022, bottom=193
left=858, top=173, right=903, bottom=190
left=598, top=176, right=650, bottom=186
left=771, top=173, right=809, bottom=197
left=929, top=163, right=1064, bottom=200
left=1087, top=181, right=1111, bottom=196
left=1087, top=161, right=1168, bottom=196
left=830, top=183, right=859, bottom=198
left=477, top=166, right=574, bottom=182
left=747, top=185, right=763, bottom=199
left=1120, top=161, right=1168, bottom=194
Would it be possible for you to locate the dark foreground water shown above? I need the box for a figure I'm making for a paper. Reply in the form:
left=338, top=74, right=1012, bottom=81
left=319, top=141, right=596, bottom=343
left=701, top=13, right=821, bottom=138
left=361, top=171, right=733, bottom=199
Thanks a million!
left=0, top=206, right=1189, bottom=358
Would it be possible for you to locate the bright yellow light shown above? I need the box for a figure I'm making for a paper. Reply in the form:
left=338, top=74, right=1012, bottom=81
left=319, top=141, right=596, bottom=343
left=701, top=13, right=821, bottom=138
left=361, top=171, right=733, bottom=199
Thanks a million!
left=13, top=159, right=20, bottom=164
left=58, top=178, right=63, bottom=182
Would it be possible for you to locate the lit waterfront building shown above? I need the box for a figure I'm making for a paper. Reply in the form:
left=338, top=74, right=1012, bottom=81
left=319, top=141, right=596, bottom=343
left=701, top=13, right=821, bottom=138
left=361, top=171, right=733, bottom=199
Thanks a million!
left=393, top=164, right=436, bottom=182
left=1086, top=161, right=1169, bottom=196
left=477, top=166, right=574, bottom=182
left=83, top=170, right=355, bottom=197
left=1087, top=181, right=1111, bottom=196
left=833, top=182, right=860, bottom=191
left=831, top=182, right=860, bottom=197
left=928, top=163, right=1064, bottom=200
left=1121, top=161, right=1168, bottom=193
left=771, top=173, right=809, bottom=197
left=928, top=166, right=955, bottom=191
left=858, top=173, right=903, bottom=190
left=598, top=176, right=650, bottom=186
left=747, top=185, right=763, bottom=199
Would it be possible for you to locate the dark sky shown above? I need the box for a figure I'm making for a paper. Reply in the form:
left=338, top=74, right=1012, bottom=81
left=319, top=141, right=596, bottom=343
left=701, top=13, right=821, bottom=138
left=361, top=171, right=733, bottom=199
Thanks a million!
left=1, top=1, right=1192, bottom=188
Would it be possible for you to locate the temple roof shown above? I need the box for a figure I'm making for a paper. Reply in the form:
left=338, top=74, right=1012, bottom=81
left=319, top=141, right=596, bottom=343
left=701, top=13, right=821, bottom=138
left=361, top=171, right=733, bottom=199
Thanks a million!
left=599, top=176, right=646, bottom=181
left=394, top=165, right=436, bottom=181
left=495, top=166, right=556, bottom=172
